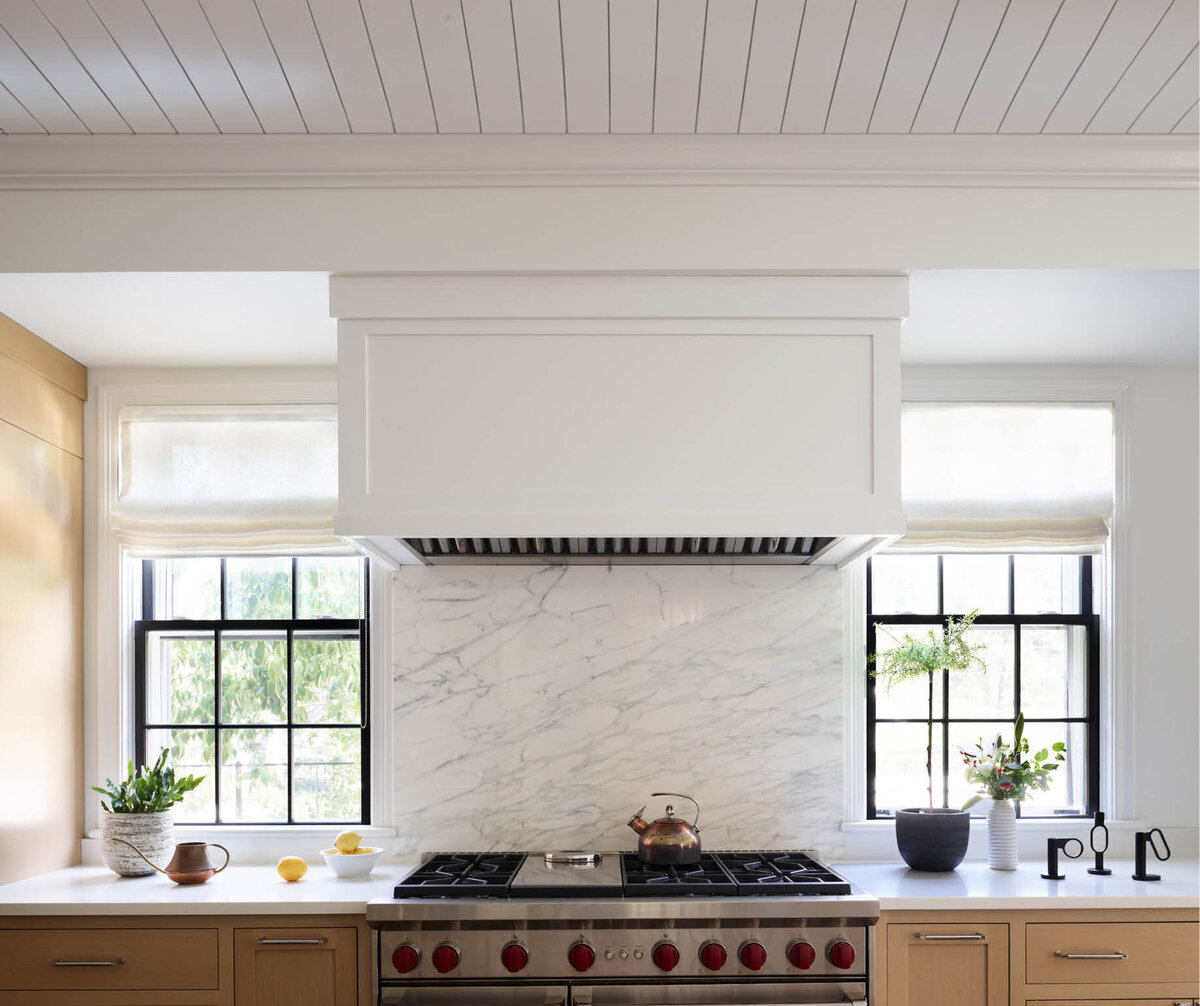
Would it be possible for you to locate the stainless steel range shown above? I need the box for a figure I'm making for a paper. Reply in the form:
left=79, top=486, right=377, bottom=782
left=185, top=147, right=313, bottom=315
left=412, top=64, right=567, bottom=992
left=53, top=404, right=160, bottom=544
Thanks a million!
left=367, top=851, right=878, bottom=1005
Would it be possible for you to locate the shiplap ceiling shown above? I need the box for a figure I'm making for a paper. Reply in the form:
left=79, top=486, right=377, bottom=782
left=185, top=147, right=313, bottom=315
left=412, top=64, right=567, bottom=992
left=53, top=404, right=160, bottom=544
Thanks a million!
left=0, top=0, right=1195, bottom=136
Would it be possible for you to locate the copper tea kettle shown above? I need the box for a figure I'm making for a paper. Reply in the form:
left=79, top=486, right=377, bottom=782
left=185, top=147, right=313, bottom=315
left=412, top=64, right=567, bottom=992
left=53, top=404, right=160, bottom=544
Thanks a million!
left=628, top=792, right=701, bottom=865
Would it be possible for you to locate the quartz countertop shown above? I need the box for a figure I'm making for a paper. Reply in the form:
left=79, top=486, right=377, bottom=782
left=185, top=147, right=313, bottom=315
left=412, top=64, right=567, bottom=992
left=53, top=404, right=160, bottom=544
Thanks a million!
left=834, top=859, right=1200, bottom=910
left=0, top=865, right=417, bottom=916
left=1, top=860, right=1196, bottom=916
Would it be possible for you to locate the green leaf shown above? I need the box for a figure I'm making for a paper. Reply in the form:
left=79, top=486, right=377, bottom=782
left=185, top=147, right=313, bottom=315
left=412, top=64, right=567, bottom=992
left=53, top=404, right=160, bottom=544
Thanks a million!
left=961, top=793, right=984, bottom=810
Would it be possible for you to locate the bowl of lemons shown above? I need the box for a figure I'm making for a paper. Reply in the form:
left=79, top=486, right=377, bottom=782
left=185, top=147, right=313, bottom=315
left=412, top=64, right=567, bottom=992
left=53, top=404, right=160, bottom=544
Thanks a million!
left=321, top=830, right=382, bottom=879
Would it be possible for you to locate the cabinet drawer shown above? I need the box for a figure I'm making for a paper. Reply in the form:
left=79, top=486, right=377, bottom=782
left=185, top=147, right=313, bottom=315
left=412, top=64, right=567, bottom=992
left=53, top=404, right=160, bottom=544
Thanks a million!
left=1028, top=1000, right=1197, bottom=1005
left=1027, top=922, right=1199, bottom=985
left=0, top=928, right=219, bottom=990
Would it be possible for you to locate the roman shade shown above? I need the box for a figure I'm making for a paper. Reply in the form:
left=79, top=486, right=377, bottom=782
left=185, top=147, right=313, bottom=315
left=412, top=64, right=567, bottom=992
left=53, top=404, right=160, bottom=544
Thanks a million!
left=898, top=402, right=1115, bottom=550
left=113, top=404, right=341, bottom=552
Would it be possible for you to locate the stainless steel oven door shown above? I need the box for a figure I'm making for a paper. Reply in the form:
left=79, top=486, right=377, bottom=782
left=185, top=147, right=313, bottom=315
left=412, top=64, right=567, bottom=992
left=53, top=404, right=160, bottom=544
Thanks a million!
left=572, top=984, right=867, bottom=1006
left=380, top=986, right=569, bottom=1005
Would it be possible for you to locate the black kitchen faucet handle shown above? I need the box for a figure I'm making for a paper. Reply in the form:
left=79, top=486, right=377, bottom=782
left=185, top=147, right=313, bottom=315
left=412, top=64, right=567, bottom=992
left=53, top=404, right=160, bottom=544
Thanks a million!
left=1133, top=828, right=1170, bottom=881
left=1088, top=810, right=1111, bottom=875
left=1147, top=827, right=1171, bottom=861
left=1042, top=837, right=1084, bottom=880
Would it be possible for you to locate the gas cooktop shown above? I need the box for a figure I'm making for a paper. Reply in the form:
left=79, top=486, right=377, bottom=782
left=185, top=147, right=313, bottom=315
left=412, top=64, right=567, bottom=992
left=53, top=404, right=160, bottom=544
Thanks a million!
left=392, top=850, right=852, bottom=899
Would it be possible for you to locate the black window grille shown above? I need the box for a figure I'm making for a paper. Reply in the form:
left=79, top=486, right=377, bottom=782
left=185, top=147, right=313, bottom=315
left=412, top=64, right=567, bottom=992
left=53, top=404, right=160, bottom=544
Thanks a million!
left=134, top=556, right=369, bottom=825
left=867, top=553, right=1099, bottom=820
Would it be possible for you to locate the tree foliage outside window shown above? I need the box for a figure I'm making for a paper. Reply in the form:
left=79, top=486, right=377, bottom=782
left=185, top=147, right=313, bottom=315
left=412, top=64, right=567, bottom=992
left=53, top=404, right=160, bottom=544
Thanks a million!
left=136, top=556, right=368, bottom=824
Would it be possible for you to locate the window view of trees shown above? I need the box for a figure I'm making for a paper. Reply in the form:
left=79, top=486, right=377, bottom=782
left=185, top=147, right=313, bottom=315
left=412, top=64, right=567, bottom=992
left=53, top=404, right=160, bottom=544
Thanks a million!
left=138, top=556, right=367, bottom=824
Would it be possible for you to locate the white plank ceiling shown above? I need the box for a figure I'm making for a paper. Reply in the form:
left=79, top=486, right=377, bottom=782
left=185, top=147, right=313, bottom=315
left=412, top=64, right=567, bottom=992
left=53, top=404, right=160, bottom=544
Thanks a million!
left=0, top=0, right=1195, bottom=135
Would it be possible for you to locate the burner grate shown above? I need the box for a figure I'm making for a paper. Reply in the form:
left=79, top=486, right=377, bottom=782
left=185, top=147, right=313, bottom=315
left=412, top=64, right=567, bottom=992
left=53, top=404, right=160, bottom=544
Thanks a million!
left=717, top=852, right=852, bottom=896
left=620, top=853, right=738, bottom=896
left=393, top=852, right=525, bottom=898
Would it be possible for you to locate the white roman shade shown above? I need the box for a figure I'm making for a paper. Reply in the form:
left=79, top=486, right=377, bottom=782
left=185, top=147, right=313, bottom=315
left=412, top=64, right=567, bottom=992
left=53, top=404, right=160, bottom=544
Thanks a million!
left=898, top=402, right=1115, bottom=550
left=114, top=404, right=341, bottom=552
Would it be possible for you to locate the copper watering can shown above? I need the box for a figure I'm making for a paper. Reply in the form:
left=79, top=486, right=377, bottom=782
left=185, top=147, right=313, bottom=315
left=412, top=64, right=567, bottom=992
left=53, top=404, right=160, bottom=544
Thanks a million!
left=113, top=839, right=230, bottom=885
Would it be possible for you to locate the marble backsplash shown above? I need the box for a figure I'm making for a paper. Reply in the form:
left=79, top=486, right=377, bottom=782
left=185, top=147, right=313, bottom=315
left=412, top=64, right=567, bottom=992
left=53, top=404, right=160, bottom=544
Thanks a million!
left=390, top=564, right=844, bottom=858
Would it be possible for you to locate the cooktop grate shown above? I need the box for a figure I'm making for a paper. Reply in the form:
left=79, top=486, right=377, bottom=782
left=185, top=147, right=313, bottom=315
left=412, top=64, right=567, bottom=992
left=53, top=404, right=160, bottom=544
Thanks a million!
left=393, top=852, right=524, bottom=898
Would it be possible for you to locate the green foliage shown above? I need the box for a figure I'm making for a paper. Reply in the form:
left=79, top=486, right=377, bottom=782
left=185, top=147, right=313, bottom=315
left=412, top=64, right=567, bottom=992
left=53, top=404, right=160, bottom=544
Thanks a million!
left=868, top=609, right=988, bottom=686
left=960, top=712, right=1067, bottom=808
left=91, top=748, right=205, bottom=814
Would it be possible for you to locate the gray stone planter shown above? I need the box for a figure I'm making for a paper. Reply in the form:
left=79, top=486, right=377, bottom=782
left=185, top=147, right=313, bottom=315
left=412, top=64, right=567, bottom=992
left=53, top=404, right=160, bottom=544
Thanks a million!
left=99, top=811, right=174, bottom=877
left=895, top=808, right=971, bottom=872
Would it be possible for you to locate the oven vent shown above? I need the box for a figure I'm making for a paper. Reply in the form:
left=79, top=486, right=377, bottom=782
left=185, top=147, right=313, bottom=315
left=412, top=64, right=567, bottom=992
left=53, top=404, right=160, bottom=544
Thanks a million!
left=400, top=536, right=838, bottom=565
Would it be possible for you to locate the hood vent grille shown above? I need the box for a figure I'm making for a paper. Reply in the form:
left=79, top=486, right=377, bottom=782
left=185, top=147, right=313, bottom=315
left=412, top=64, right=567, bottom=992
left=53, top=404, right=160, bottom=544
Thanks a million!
left=403, top=536, right=837, bottom=565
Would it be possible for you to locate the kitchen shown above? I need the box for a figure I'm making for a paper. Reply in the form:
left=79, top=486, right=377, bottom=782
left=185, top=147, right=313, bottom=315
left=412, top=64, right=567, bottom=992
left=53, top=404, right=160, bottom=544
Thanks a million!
left=0, top=3, right=1197, bottom=1005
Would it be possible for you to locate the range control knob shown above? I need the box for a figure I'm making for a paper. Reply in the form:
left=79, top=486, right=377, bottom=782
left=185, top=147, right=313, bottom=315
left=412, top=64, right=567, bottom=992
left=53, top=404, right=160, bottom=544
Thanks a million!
left=391, top=944, right=419, bottom=974
left=568, top=942, right=596, bottom=973
left=788, top=941, right=817, bottom=970
left=699, top=942, right=727, bottom=971
left=500, top=943, right=528, bottom=973
left=740, top=942, right=767, bottom=971
left=828, top=941, right=856, bottom=970
left=652, top=942, right=680, bottom=972
left=431, top=944, right=459, bottom=974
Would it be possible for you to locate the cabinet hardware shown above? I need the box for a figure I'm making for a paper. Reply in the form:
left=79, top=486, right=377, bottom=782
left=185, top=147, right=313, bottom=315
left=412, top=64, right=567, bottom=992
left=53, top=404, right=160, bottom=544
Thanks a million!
left=258, top=938, right=328, bottom=945
left=53, top=957, right=126, bottom=967
left=1053, top=950, right=1128, bottom=959
left=913, top=932, right=985, bottom=941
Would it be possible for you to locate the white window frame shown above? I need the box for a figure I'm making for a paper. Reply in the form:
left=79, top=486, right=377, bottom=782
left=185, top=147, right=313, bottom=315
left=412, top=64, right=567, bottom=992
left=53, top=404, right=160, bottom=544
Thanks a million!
left=842, top=368, right=1132, bottom=854
left=85, top=369, right=394, bottom=853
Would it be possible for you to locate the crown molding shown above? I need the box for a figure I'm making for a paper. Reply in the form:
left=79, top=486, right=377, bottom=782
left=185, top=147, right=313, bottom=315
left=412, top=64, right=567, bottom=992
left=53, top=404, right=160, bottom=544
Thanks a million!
left=0, top=134, right=1195, bottom=190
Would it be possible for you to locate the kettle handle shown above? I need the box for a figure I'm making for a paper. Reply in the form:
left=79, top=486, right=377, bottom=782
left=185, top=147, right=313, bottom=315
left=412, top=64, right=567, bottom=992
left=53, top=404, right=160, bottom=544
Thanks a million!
left=111, top=838, right=166, bottom=875
left=650, top=792, right=700, bottom=830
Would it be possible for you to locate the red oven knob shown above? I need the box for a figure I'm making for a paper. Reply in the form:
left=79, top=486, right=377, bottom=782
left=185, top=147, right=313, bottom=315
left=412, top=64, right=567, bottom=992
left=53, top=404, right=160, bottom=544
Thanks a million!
left=568, top=942, right=595, bottom=972
left=699, top=942, right=727, bottom=971
left=788, top=941, right=816, bottom=970
left=652, top=942, right=680, bottom=972
left=431, top=944, right=459, bottom=974
left=739, top=942, right=767, bottom=970
left=828, top=941, right=855, bottom=970
left=391, top=944, right=419, bottom=974
left=500, top=943, right=528, bottom=973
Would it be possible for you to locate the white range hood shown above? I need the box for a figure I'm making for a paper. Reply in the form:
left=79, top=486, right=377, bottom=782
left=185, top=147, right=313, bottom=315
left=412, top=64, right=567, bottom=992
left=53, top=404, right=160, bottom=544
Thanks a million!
left=332, top=273, right=906, bottom=568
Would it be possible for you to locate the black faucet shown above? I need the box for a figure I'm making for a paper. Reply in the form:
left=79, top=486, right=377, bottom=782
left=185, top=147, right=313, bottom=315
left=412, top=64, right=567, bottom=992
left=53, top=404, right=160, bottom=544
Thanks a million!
left=1087, top=811, right=1111, bottom=875
left=1132, top=828, right=1170, bottom=881
left=1041, top=837, right=1083, bottom=880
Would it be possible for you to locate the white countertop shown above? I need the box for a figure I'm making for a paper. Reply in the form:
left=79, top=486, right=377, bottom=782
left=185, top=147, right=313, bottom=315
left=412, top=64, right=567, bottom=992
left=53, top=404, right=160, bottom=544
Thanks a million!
left=0, top=865, right=416, bottom=916
left=835, top=859, right=1200, bottom=910
left=1, top=860, right=1196, bottom=916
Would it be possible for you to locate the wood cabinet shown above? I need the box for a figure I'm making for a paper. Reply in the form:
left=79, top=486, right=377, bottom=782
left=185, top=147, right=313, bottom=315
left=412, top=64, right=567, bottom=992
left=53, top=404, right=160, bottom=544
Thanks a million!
left=884, top=922, right=1008, bottom=1006
left=233, top=927, right=358, bottom=1006
left=0, top=914, right=372, bottom=1006
left=876, top=908, right=1200, bottom=1006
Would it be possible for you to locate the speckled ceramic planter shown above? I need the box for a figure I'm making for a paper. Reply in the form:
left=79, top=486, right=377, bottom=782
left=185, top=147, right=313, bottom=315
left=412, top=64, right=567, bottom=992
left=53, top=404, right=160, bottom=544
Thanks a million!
left=99, top=811, right=174, bottom=877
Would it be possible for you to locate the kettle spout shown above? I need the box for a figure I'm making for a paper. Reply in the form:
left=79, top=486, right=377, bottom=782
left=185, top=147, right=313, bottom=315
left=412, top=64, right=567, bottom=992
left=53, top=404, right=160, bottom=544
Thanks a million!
left=628, top=806, right=649, bottom=835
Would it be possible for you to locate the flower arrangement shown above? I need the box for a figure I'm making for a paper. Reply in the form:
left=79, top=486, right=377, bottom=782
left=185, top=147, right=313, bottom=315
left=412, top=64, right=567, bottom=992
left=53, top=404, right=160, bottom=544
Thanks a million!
left=960, top=713, right=1065, bottom=809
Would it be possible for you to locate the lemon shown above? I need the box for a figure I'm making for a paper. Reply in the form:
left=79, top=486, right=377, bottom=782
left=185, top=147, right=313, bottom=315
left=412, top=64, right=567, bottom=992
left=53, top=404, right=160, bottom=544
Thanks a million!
left=333, top=830, right=362, bottom=854
left=277, top=856, right=308, bottom=882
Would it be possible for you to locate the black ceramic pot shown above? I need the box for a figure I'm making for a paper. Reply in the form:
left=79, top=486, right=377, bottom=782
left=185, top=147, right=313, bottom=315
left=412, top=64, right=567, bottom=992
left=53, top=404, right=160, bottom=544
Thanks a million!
left=895, top=808, right=971, bottom=872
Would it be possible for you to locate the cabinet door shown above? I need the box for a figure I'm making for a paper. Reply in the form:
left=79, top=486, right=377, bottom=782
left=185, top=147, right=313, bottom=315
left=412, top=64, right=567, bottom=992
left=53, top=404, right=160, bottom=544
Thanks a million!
left=886, top=923, right=1008, bottom=1006
left=234, top=928, right=357, bottom=1006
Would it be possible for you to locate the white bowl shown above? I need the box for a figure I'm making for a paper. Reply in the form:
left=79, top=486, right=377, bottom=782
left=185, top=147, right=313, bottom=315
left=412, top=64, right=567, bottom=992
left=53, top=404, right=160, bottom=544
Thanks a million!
left=320, top=847, right=382, bottom=878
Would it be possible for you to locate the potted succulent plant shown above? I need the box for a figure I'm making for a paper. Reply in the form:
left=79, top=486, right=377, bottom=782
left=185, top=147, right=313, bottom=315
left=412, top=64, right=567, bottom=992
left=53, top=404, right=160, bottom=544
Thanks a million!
left=961, top=712, right=1066, bottom=870
left=870, top=609, right=986, bottom=871
left=92, top=748, right=205, bottom=877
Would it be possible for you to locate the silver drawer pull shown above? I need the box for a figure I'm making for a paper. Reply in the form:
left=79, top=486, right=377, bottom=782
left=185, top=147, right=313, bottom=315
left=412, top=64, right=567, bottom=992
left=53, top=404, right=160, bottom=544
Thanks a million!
left=53, top=958, right=126, bottom=967
left=258, top=938, right=328, bottom=945
left=1054, top=950, right=1128, bottom=960
left=914, top=932, right=986, bottom=941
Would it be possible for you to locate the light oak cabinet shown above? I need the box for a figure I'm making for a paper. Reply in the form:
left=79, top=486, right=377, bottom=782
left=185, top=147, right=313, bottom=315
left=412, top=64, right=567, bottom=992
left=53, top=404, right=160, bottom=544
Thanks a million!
left=233, top=927, right=358, bottom=1006
left=885, top=922, right=1008, bottom=1006
left=876, top=909, right=1200, bottom=1006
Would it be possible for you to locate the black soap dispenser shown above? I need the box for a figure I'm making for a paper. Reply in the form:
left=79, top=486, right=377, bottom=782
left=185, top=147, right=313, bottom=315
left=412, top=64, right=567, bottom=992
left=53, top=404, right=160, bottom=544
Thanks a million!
left=1087, top=811, right=1111, bottom=876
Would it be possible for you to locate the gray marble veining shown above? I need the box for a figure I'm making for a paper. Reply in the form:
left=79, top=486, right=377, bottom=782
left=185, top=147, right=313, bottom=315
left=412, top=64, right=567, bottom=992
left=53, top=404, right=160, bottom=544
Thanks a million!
left=390, top=564, right=844, bottom=859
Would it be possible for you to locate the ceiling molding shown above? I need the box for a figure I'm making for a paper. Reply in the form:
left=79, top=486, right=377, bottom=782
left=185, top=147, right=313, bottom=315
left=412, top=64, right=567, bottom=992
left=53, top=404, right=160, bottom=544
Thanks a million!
left=0, top=135, right=1195, bottom=191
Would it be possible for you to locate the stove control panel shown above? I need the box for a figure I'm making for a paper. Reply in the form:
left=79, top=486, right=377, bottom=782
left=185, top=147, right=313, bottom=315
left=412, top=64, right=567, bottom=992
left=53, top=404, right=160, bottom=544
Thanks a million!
left=379, top=924, right=868, bottom=982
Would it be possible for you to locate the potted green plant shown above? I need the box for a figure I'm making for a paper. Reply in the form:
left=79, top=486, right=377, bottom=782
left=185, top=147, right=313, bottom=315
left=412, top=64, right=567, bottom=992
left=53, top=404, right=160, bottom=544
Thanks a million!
left=870, top=609, right=986, bottom=871
left=92, top=748, right=205, bottom=877
left=960, top=712, right=1066, bottom=870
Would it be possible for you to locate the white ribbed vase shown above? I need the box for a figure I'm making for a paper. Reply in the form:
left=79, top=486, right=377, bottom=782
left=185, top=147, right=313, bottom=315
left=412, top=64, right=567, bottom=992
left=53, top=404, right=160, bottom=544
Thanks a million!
left=987, top=799, right=1018, bottom=871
